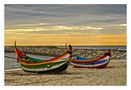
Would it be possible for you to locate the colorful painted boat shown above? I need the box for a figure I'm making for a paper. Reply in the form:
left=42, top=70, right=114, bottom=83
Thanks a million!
left=70, top=50, right=111, bottom=68
left=14, top=41, right=72, bottom=73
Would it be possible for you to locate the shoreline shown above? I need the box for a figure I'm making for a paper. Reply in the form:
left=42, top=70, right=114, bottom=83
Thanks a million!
left=5, top=60, right=126, bottom=86
left=5, top=46, right=127, bottom=86
left=5, top=68, right=21, bottom=72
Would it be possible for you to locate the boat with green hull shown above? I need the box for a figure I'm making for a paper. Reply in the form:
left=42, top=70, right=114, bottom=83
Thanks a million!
left=14, top=41, right=72, bottom=73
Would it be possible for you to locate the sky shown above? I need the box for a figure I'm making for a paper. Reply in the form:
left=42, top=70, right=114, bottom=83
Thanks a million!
left=5, top=4, right=126, bottom=46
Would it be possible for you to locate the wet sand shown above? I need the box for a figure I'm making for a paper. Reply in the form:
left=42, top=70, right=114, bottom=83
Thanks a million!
left=5, top=60, right=126, bottom=86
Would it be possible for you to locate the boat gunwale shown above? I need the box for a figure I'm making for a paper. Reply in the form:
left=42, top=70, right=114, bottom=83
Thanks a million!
left=18, top=52, right=70, bottom=65
left=72, top=52, right=111, bottom=63
left=71, top=58, right=110, bottom=68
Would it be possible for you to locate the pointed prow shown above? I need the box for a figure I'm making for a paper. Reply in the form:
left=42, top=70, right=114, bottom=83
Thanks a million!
left=108, top=49, right=111, bottom=56
left=14, top=41, right=25, bottom=58
left=65, top=43, right=67, bottom=50
left=68, top=44, right=72, bottom=55
left=105, top=49, right=111, bottom=56
left=68, top=44, right=72, bottom=52
left=14, top=40, right=17, bottom=49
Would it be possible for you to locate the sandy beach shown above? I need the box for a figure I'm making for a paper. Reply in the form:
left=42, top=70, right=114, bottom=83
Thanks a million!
left=4, top=4, right=127, bottom=86
left=4, top=46, right=127, bottom=86
left=5, top=60, right=126, bottom=86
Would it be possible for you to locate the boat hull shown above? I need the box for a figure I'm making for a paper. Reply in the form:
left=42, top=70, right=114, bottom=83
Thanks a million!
left=71, top=59, right=110, bottom=68
left=71, top=54, right=111, bottom=68
left=21, top=62, right=69, bottom=73
left=14, top=41, right=72, bottom=73
left=19, top=54, right=70, bottom=73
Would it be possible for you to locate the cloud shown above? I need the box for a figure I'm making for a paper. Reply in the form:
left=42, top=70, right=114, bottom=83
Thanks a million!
left=11, top=23, right=49, bottom=27
left=117, top=24, right=127, bottom=27
left=5, top=4, right=127, bottom=45
left=5, top=4, right=126, bottom=26
left=96, top=34, right=126, bottom=38
left=5, top=25, right=103, bottom=36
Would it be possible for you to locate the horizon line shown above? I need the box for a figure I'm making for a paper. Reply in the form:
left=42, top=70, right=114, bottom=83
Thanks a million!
left=4, top=45, right=127, bottom=47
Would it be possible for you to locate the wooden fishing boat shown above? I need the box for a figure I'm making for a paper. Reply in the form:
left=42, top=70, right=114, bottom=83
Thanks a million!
left=14, top=41, right=72, bottom=73
left=70, top=50, right=111, bottom=68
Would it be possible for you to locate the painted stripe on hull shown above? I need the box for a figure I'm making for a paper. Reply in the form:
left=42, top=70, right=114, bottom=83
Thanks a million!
left=21, top=62, right=67, bottom=72
left=19, top=53, right=70, bottom=65
left=71, top=59, right=108, bottom=65
left=72, top=62, right=109, bottom=68
left=71, top=56, right=110, bottom=68
left=72, top=52, right=111, bottom=63
left=20, top=60, right=66, bottom=69
left=71, top=60, right=110, bottom=68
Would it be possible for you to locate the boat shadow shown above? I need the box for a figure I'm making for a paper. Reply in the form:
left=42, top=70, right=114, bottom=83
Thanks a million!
left=9, top=70, right=80, bottom=76
left=99, top=64, right=126, bottom=69
left=6, top=64, right=126, bottom=76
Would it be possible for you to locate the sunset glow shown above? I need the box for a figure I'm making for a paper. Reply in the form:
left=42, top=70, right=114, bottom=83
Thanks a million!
left=5, top=4, right=126, bottom=46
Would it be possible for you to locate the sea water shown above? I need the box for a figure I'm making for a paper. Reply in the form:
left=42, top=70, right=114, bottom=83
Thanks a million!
left=5, top=52, right=54, bottom=70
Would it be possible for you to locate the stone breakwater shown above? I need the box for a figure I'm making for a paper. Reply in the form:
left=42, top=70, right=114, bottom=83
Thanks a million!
left=5, top=46, right=126, bottom=60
